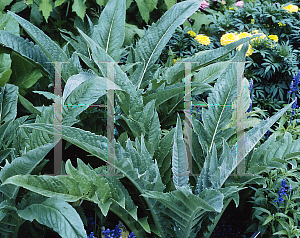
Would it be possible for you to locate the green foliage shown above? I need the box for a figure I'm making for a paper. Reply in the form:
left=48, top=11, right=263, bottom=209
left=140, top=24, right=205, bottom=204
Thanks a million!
left=0, top=0, right=299, bottom=237
left=206, top=0, right=300, bottom=117
left=243, top=135, right=300, bottom=237
left=18, top=197, right=87, bottom=238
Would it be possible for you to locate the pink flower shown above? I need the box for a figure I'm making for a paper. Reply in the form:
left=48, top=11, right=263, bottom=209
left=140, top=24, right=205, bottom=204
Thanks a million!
left=200, top=0, right=210, bottom=10
left=235, top=0, right=244, bottom=7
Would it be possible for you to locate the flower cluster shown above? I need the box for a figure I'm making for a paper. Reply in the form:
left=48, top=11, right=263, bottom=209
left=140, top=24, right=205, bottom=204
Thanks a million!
left=288, top=70, right=300, bottom=94
left=282, top=4, right=299, bottom=13
left=287, top=71, right=300, bottom=124
left=87, top=232, right=96, bottom=238
left=220, top=32, right=254, bottom=56
left=191, top=105, right=202, bottom=121
left=274, top=179, right=289, bottom=204
left=220, top=30, right=280, bottom=57
left=268, top=35, right=278, bottom=42
left=187, top=30, right=211, bottom=46
left=200, top=0, right=210, bottom=10
left=278, top=22, right=286, bottom=27
left=187, top=30, right=196, bottom=38
left=220, top=32, right=238, bottom=46
left=101, top=225, right=136, bottom=238
left=235, top=1, right=244, bottom=8
left=194, top=34, right=211, bottom=46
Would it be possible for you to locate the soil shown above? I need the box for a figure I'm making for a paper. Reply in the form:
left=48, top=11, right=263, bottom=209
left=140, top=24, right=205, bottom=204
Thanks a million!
left=210, top=199, right=255, bottom=238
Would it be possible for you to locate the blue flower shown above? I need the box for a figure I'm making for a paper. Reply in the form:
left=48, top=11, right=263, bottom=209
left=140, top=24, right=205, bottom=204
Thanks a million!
left=111, top=225, right=122, bottom=237
left=87, top=232, right=95, bottom=238
left=249, top=79, right=253, bottom=94
left=102, top=228, right=111, bottom=238
left=281, top=179, right=287, bottom=187
left=274, top=179, right=289, bottom=204
left=246, top=79, right=254, bottom=114
left=287, top=70, right=300, bottom=94
left=264, top=130, right=271, bottom=139
left=101, top=225, right=134, bottom=238
left=128, top=232, right=136, bottom=238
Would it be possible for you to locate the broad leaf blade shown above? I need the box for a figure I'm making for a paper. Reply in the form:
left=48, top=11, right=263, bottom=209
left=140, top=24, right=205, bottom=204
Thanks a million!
left=0, top=30, right=53, bottom=78
left=0, top=143, right=53, bottom=198
left=131, top=0, right=202, bottom=89
left=17, top=197, right=86, bottom=238
left=92, top=0, right=125, bottom=61
left=0, top=84, right=18, bottom=124
left=8, top=11, right=69, bottom=81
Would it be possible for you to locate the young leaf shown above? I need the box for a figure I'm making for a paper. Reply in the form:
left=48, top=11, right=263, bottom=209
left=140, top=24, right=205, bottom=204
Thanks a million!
left=8, top=12, right=69, bottom=81
left=172, top=114, right=189, bottom=189
left=39, top=0, right=53, bottom=22
left=72, top=0, right=87, bottom=20
left=92, top=0, right=126, bottom=61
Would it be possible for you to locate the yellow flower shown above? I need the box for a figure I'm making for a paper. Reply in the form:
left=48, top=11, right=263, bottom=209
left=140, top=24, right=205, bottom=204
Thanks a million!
left=250, top=32, right=266, bottom=43
left=229, top=7, right=234, bottom=10
left=251, top=29, right=259, bottom=34
left=278, top=22, right=286, bottom=27
left=268, top=35, right=278, bottom=42
left=237, top=32, right=252, bottom=39
left=282, top=4, right=299, bottom=13
left=220, top=33, right=239, bottom=46
left=173, top=58, right=177, bottom=64
left=187, top=30, right=196, bottom=37
left=236, top=42, right=254, bottom=57
left=246, top=44, right=254, bottom=57
left=195, top=34, right=210, bottom=46
left=251, top=19, right=255, bottom=24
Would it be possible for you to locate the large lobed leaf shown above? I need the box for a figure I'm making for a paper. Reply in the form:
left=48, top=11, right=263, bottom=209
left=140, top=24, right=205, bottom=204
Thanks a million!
left=142, top=186, right=224, bottom=238
left=3, top=157, right=151, bottom=236
left=8, top=12, right=77, bottom=82
left=0, top=84, right=18, bottom=125
left=78, top=28, right=144, bottom=118
left=200, top=43, right=248, bottom=154
left=17, top=197, right=86, bottom=238
left=92, top=0, right=126, bottom=61
left=130, top=0, right=202, bottom=89
left=0, top=143, right=54, bottom=199
left=0, top=30, right=53, bottom=79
